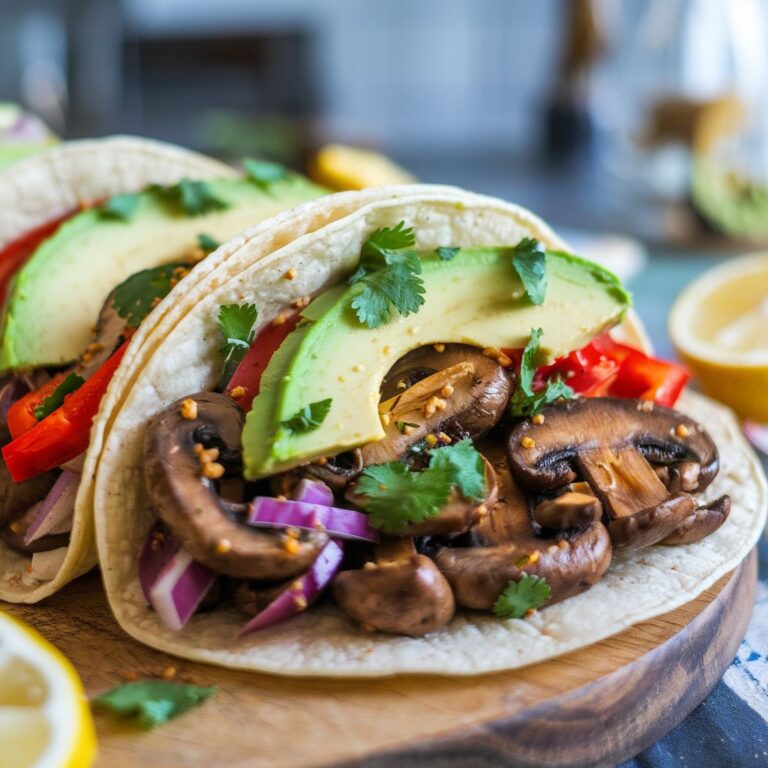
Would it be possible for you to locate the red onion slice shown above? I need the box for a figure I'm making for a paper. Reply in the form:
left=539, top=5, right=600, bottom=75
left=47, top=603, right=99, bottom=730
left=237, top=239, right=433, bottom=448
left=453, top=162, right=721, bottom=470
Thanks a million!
left=148, top=548, right=216, bottom=631
left=138, top=523, right=180, bottom=603
left=0, top=376, right=30, bottom=423
left=24, top=471, right=78, bottom=545
left=248, top=497, right=378, bottom=542
left=744, top=421, right=768, bottom=456
left=239, top=539, right=344, bottom=636
left=292, top=478, right=334, bottom=506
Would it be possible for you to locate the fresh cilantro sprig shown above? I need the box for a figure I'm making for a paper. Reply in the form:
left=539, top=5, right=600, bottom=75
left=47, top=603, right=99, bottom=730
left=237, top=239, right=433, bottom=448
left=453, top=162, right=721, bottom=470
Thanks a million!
left=493, top=573, right=551, bottom=619
left=93, top=680, right=217, bottom=729
left=435, top=246, right=459, bottom=261
left=99, top=193, right=139, bottom=222
left=356, top=439, right=485, bottom=534
left=34, top=372, right=85, bottom=421
left=511, top=237, right=547, bottom=305
left=243, top=158, right=290, bottom=191
left=348, top=222, right=425, bottom=328
left=280, top=398, right=332, bottom=433
left=217, top=304, right=258, bottom=388
left=112, top=263, right=187, bottom=329
left=150, top=179, right=229, bottom=217
left=509, top=328, right=574, bottom=418
left=197, top=233, right=220, bottom=254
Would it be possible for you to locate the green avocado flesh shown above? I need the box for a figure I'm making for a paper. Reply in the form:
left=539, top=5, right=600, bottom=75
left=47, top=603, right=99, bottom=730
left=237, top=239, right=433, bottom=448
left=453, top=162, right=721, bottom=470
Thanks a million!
left=242, top=248, right=630, bottom=479
left=0, top=175, right=325, bottom=371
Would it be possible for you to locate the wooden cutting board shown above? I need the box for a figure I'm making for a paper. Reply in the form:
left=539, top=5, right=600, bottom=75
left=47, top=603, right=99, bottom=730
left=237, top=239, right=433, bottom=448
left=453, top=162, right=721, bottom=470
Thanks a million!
left=5, top=549, right=756, bottom=768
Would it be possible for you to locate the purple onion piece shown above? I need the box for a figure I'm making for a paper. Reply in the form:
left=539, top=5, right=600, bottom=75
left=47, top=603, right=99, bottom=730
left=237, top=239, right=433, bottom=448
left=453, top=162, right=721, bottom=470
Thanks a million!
left=23, top=471, right=78, bottom=545
left=292, top=478, right=334, bottom=506
left=239, top=539, right=344, bottom=636
left=0, top=376, right=31, bottom=424
left=138, top=523, right=180, bottom=603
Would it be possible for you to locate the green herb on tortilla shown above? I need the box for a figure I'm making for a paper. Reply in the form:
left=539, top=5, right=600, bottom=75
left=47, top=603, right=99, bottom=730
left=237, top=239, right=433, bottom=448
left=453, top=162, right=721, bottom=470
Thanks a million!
left=217, top=303, right=258, bottom=388
left=349, top=222, right=425, bottom=328
left=280, top=398, right=332, bottom=433
left=197, top=233, right=221, bottom=254
left=356, top=439, right=485, bottom=534
left=395, top=420, right=419, bottom=434
left=34, top=372, right=85, bottom=421
left=493, top=573, right=551, bottom=619
left=243, top=158, right=290, bottom=191
left=151, top=179, right=229, bottom=217
left=435, top=246, right=460, bottom=261
left=112, top=263, right=188, bottom=329
left=93, top=680, right=217, bottom=728
left=98, top=193, right=140, bottom=222
left=511, top=237, right=547, bottom=305
left=509, top=328, right=574, bottom=418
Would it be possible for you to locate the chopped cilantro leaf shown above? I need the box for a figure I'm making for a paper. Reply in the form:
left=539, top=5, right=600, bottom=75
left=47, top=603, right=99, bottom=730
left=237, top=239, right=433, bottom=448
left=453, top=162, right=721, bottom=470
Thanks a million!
left=436, top=246, right=459, bottom=261
left=99, top=193, right=139, bottom=222
left=493, top=573, right=551, bottom=619
left=217, top=303, right=258, bottom=388
left=150, top=180, right=229, bottom=217
left=197, top=233, right=220, bottom=254
left=511, top=237, right=547, bottom=305
left=509, top=328, right=574, bottom=418
left=356, top=439, right=485, bottom=534
left=396, top=420, right=419, bottom=433
left=34, top=372, right=85, bottom=421
left=112, top=263, right=187, bottom=329
left=362, top=221, right=416, bottom=259
left=93, top=680, right=217, bottom=728
left=243, top=158, right=290, bottom=191
left=280, top=398, right=332, bottom=433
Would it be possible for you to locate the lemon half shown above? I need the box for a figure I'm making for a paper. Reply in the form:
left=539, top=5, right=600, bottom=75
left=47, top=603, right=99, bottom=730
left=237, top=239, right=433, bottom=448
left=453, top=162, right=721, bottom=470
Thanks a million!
left=670, top=252, right=768, bottom=421
left=0, top=611, right=95, bottom=768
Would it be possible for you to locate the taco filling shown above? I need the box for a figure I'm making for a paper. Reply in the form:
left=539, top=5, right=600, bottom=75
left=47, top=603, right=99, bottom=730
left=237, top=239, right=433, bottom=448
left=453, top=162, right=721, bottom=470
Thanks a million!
left=135, top=222, right=724, bottom=638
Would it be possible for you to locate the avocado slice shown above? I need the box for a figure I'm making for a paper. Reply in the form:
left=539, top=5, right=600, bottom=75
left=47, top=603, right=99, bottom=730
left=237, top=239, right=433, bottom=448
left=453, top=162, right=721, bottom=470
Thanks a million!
left=0, top=175, right=325, bottom=371
left=243, top=248, right=630, bottom=478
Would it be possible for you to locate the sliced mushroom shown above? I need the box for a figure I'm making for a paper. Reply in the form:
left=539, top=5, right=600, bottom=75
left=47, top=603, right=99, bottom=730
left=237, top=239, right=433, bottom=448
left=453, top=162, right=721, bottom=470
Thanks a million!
left=333, top=538, right=455, bottom=636
left=661, top=495, right=731, bottom=545
left=271, top=449, right=364, bottom=496
left=74, top=288, right=129, bottom=378
left=233, top=579, right=291, bottom=616
left=0, top=462, right=58, bottom=529
left=533, top=482, right=603, bottom=530
left=434, top=441, right=612, bottom=611
left=144, top=392, right=327, bottom=580
left=361, top=344, right=511, bottom=466
left=1, top=501, right=70, bottom=554
left=507, top=398, right=726, bottom=550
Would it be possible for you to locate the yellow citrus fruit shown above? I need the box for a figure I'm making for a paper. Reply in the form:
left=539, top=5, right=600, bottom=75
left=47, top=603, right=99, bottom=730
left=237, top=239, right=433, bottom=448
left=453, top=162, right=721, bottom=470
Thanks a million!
left=0, top=611, right=96, bottom=768
left=310, top=144, right=416, bottom=191
left=669, top=252, right=768, bottom=421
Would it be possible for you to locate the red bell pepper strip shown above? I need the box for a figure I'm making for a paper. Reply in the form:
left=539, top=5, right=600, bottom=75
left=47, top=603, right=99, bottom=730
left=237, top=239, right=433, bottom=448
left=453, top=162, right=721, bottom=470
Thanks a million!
left=226, top=311, right=301, bottom=412
left=7, top=371, right=70, bottom=439
left=3, top=341, right=129, bottom=482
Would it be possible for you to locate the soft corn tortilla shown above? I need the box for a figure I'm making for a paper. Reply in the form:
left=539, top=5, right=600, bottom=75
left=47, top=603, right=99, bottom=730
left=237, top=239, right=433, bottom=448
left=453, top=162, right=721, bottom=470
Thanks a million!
left=93, top=187, right=766, bottom=676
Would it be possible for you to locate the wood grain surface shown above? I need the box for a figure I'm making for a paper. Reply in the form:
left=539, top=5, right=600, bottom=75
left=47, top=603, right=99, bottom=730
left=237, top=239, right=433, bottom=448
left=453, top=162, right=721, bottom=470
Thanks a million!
left=4, top=549, right=756, bottom=768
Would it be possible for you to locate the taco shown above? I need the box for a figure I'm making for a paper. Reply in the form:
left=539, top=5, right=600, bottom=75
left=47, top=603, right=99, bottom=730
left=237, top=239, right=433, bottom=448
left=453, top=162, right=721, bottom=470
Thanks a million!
left=94, top=186, right=766, bottom=676
left=0, top=136, right=330, bottom=603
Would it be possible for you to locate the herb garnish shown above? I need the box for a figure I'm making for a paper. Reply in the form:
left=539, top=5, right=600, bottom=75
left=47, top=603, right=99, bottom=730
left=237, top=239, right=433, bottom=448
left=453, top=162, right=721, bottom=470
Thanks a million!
left=511, top=237, right=547, bottom=305
left=112, top=263, right=188, bottom=329
left=493, top=573, right=551, bottom=619
left=356, top=439, right=485, bottom=534
left=243, top=158, right=290, bottom=191
left=395, top=420, right=419, bottom=433
left=197, top=233, right=221, bottom=254
left=150, top=179, right=229, bottom=217
left=93, top=680, right=217, bottom=728
left=436, top=246, right=459, bottom=261
left=99, top=193, right=139, bottom=222
left=509, top=328, right=574, bottom=418
left=34, top=372, right=85, bottom=421
left=217, top=304, right=258, bottom=388
left=280, top=398, right=332, bottom=433
left=348, top=222, right=425, bottom=329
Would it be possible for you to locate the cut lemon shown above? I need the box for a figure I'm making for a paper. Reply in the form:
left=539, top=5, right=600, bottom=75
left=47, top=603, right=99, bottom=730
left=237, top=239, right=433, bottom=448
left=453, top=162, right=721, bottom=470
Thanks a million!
left=310, top=144, right=416, bottom=191
left=0, top=611, right=95, bottom=768
left=669, top=252, right=768, bottom=421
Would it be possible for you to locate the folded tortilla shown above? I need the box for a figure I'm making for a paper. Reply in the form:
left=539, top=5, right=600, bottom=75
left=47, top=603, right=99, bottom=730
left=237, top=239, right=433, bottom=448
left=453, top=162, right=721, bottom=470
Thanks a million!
left=93, top=186, right=767, bottom=676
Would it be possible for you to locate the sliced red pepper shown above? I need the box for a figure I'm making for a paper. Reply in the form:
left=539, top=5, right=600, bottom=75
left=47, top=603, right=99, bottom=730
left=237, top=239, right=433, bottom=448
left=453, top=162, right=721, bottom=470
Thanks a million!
left=7, top=371, right=69, bottom=439
left=226, top=311, right=301, bottom=411
left=3, top=341, right=129, bottom=482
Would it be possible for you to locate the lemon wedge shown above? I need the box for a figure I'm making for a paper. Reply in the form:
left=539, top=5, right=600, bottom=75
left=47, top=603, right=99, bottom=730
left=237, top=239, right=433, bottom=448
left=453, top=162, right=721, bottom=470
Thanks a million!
left=0, top=611, right=95, bottom=768
left=669, top=252, right=768, bottom=421
left=310, top=144, right=416, bottom=191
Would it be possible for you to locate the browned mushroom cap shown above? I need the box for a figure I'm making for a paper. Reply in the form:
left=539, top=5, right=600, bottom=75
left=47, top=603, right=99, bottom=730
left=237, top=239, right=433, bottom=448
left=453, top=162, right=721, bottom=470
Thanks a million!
left=361, top=344, right=511, bottom=466
left=662, top=495, right=731, bottom=545
left=333, top=538, right=455, bottom=636
left=144, top=392, right=327, bottom=580
left=434, top=442, right=612, bottom=611
left=270, top=450, right=364, bottom=496
left=532, top=482, right=603, bottom=530
left=507, top=397, right=725, bottom=550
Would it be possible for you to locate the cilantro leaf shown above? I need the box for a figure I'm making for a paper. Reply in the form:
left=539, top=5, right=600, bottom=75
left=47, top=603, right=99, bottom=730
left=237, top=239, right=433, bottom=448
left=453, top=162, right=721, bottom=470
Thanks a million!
left=356, top=439, right=486, bottom=533
left=99, top=193, right=139, bottom=222
left=396, top=420, right=418, bottom=433
left=112, top=263, right=188, bottom=329
left=217, top=304, right=258, bottom=388
left=93, top=680, right=217, bottom=729
left=280, top=398, right=332, bottom=433
left=361, top=221, right=416, bottom=260
left=436, top=246, right=459, bottom=261
left=511, top=237, right=547, bottom=305
left=493, top=573, right=551, bottom=619
left=34, top=372, right=85, bottom=421
left=197, top=233, right=220, bottom=254
left=151, top=180, right=229, bottom=217
left=509, top=328, right=575, bottom=418
left=243, top=158, right=290, bottom=191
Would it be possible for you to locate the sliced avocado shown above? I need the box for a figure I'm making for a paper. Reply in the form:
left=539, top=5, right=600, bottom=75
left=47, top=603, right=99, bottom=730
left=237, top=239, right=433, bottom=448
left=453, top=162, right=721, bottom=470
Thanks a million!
left=0, top=175, right=325, bottom=371
left=243, top=248, right=630, bottom=478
